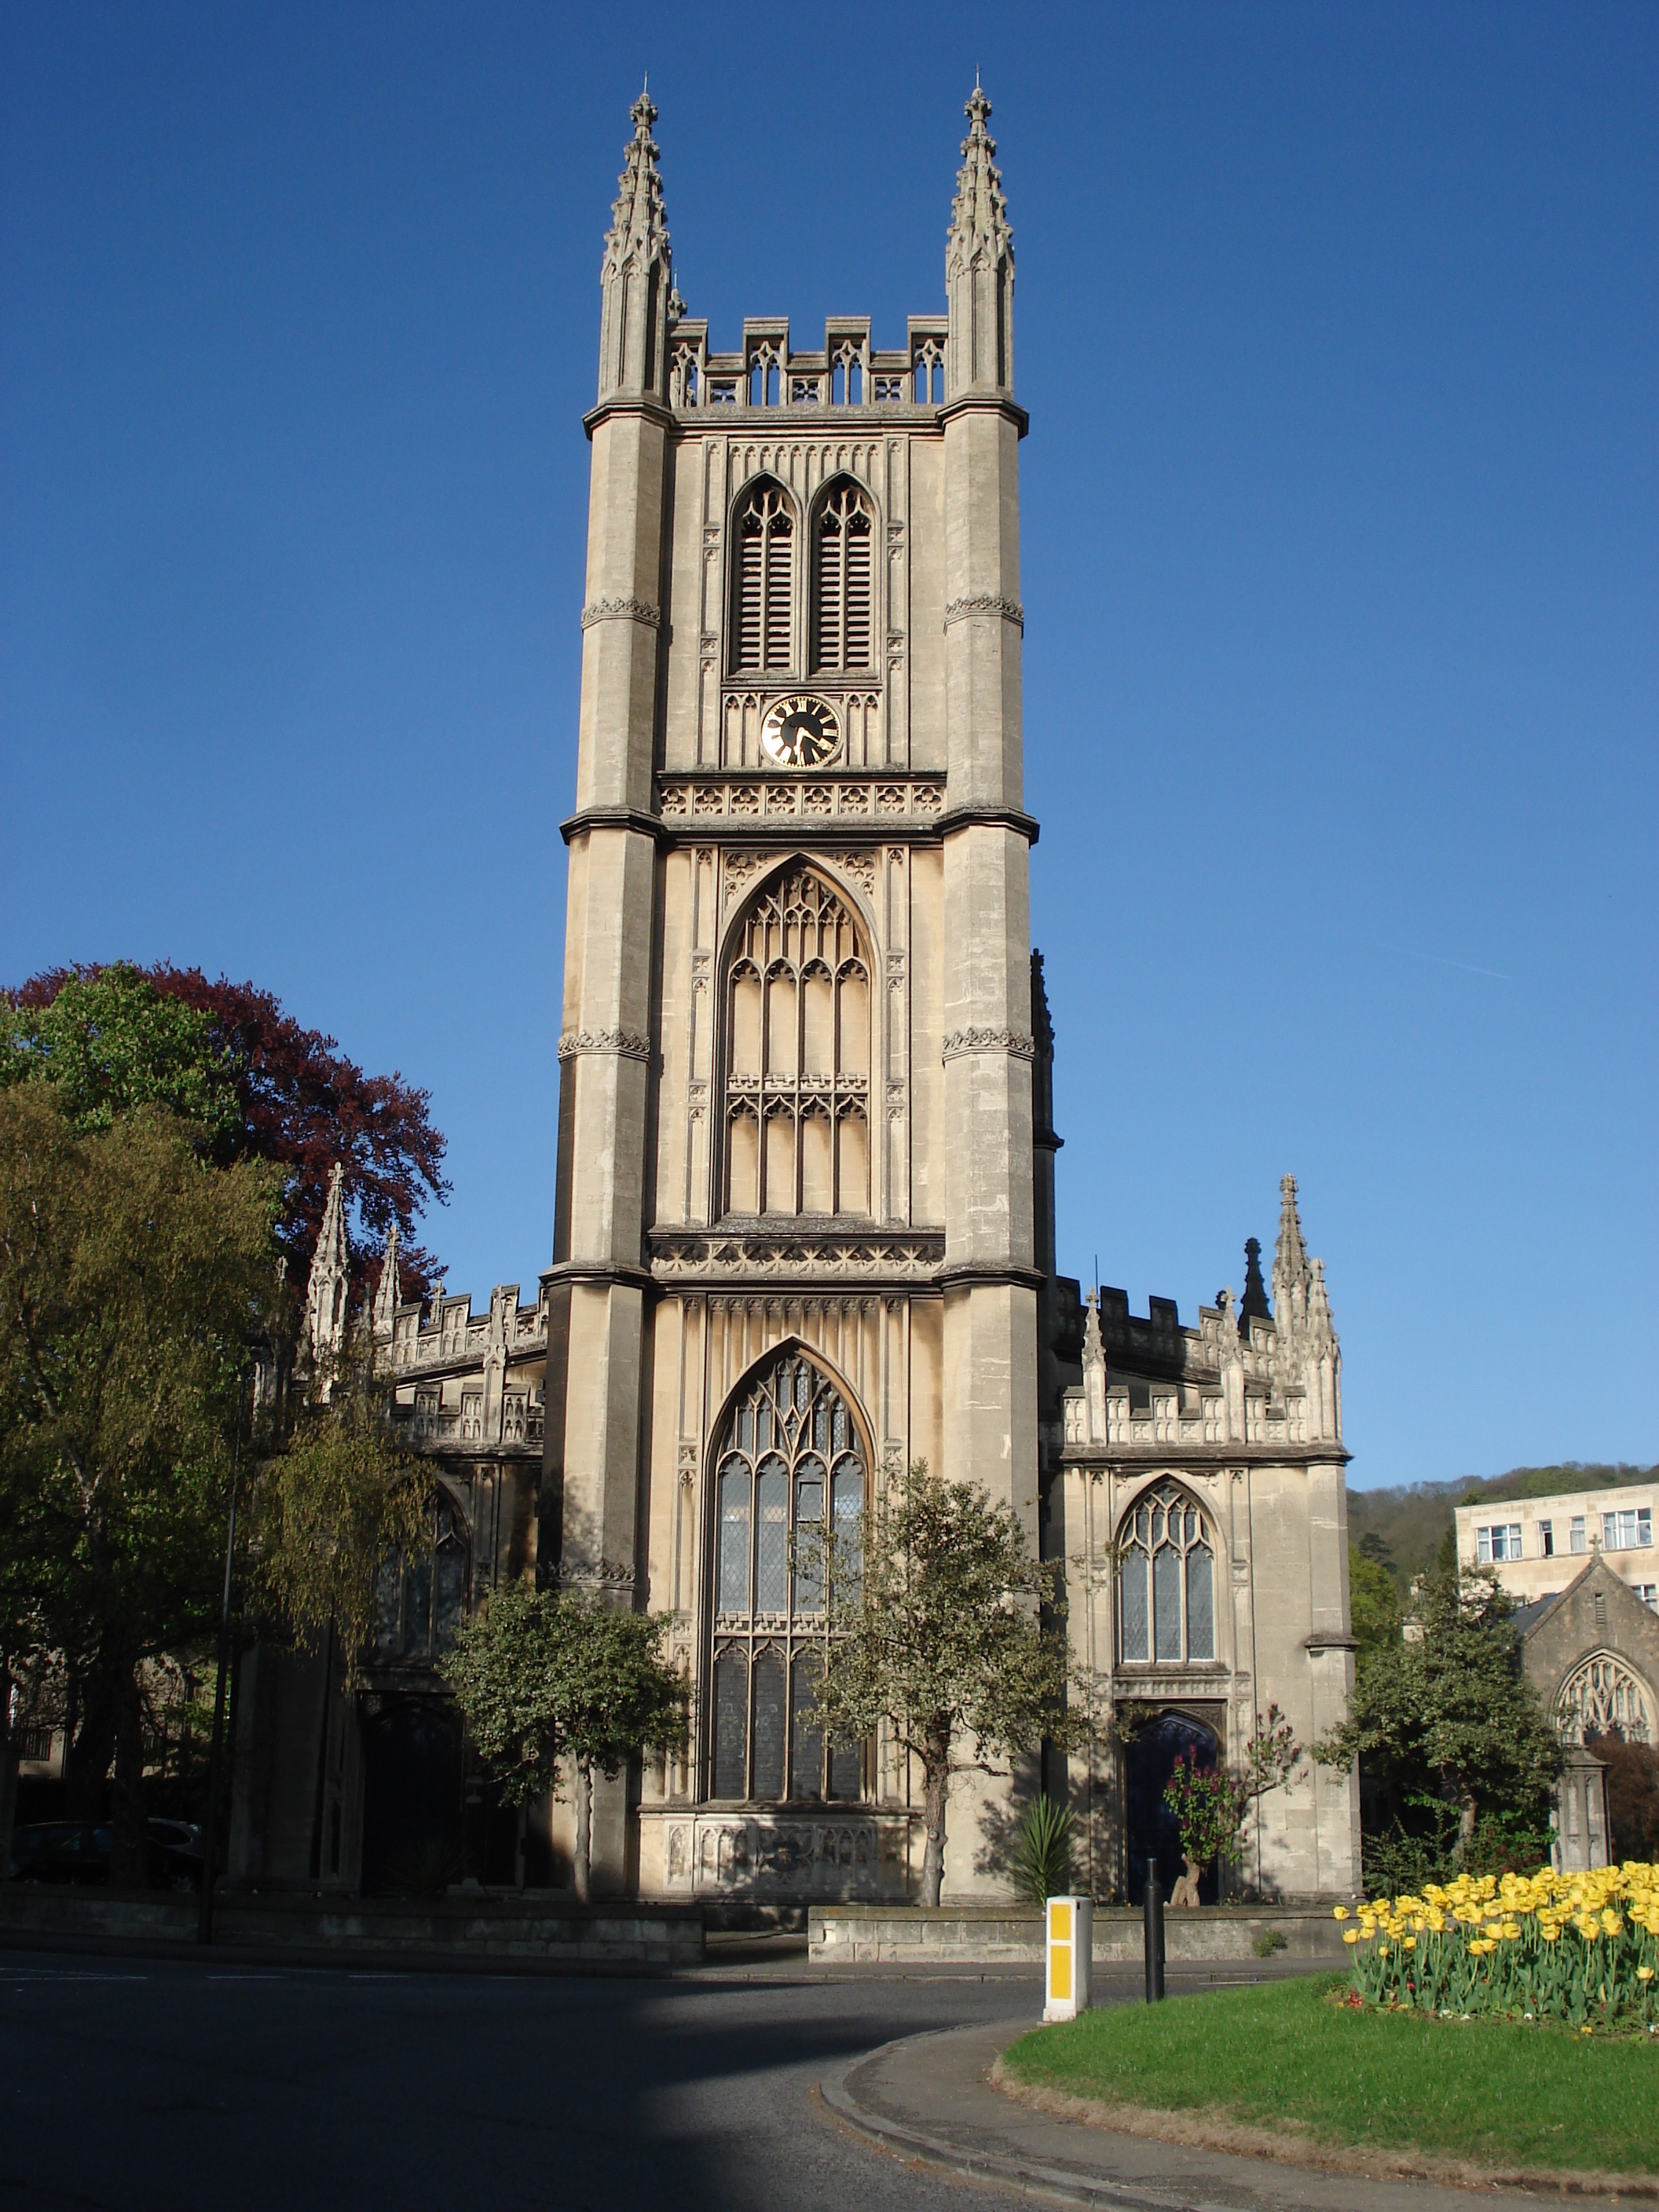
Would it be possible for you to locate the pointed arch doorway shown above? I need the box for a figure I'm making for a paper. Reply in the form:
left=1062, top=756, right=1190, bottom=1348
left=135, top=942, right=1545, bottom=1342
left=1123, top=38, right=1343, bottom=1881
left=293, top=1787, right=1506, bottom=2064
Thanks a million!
left=1123, top=1707, right=1224, bottom=1906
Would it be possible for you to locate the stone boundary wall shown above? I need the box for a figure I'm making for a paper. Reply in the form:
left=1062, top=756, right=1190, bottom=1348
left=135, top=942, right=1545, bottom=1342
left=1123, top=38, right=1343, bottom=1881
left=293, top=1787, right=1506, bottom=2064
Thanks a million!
left=0, top=1889, right=704, bottom=1966
left=810, top=1903, right=1347, bottom=1965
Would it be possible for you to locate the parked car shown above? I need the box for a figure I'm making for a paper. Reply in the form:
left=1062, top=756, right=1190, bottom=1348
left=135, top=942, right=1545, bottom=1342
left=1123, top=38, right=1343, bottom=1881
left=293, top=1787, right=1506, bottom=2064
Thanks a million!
left=6, top=1818, right=203, bottom=1890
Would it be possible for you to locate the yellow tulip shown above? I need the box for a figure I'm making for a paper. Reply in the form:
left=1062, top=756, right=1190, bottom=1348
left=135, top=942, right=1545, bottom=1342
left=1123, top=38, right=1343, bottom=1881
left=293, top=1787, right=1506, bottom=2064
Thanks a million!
left=1638, top=1966, right=1654, bottom=1983
left=1343, top=1928, right=1360, bottom=1946
left=1333, top=1906, right=1348, bottom=1921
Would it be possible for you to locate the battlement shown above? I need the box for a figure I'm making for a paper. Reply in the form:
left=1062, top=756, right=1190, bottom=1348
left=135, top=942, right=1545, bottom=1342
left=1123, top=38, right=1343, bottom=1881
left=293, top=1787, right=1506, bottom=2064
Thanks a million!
left=386, top=1280, right=548, bottom=1376
left=666, top=316, right=949, bottom=414
left=1060, top=1177, right=1344, bottom=1458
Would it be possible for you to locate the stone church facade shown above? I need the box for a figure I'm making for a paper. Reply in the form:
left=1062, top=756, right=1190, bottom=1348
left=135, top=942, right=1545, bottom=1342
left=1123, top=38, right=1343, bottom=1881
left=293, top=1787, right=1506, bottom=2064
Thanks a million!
left=229, top=87, right=1360, bottom=1906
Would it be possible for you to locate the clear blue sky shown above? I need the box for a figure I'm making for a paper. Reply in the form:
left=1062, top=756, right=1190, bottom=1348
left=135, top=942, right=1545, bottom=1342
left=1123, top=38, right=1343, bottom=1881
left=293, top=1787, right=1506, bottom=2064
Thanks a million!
left=2, top=5, right=1654, bottom=1490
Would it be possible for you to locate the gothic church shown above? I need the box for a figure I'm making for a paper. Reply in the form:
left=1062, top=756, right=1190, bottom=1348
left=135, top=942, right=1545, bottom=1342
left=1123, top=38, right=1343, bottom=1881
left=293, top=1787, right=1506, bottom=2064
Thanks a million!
left=229, top=88, right=1360, bottom=1907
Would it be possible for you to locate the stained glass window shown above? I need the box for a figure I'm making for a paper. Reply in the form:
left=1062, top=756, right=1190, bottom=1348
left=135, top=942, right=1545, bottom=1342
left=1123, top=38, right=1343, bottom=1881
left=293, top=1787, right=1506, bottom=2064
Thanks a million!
left=706, top=1350, right=868, bottom=1801
left=1117, top=1483, right=1218, bottom=1669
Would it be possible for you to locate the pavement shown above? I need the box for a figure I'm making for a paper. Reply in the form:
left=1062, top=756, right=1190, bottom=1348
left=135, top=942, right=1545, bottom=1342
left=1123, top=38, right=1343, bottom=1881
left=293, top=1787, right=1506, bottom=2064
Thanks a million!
left=824, top=1968, right=1633, bottom=2210
left=0, top=1939, right=1624, bottom=2210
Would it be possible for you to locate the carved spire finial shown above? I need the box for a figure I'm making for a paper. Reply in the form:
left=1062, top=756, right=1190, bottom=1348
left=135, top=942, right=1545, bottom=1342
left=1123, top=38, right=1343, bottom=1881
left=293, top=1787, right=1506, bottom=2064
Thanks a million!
left=302, top=1163, right=350, bottom=1393
left=946, top=79, right=1015, bottom=397
left=598, top=86, right=672, bottom=403
left=1272, top=1171, right=1311, bottom=1332
left=372, top=1221, right=401, bottom=1342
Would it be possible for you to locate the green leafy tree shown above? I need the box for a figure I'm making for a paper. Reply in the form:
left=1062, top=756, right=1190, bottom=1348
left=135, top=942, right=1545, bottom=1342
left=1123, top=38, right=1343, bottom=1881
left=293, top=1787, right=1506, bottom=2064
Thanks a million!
left=251, top=1364, right=434, bottom=1682
left=0, top=965, right=237, bottom=1141
left=0, top=1086, right=280, bottom=1879
left=1348, top=1541, right=1401, bottom=1675
left=808, top=1460, right=1080, bottom=1909
left=1316, top=1561, right=1561, bottom=1862
left=443, top=1586, right=685, bottom=1903
left=5, top=960, right=449, bottom=1295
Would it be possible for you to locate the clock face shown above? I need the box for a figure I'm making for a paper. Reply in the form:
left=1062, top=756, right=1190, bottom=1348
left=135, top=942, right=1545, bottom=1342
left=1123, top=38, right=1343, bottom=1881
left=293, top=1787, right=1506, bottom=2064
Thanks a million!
left=760, top=694, right=840, bottom=769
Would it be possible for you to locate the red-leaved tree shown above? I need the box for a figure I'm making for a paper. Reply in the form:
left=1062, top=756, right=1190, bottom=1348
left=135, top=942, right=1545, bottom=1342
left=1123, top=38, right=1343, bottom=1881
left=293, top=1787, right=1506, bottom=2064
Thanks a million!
left=9, top=964, right=448, bottom=1298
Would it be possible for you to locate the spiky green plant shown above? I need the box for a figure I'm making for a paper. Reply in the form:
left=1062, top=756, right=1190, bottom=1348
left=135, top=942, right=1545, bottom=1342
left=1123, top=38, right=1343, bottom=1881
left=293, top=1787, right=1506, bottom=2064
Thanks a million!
left=1012, top=1793, right=1074, bottom=1906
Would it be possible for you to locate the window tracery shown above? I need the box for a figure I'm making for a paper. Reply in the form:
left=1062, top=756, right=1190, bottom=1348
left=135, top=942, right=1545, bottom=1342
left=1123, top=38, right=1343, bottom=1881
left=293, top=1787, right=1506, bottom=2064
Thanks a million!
left=731, top=482, right=795, bottom=673
left=812, top=481, right=874, bottom=673
left=372, top=1496, right=469, bottom=1662
left=1558, top=1653, right=1652, bottom=1745
left=709, top=1350, right=866, bottom=1803
left=1117, top=1482, right=1215, bottom=1665
left=723, top=869, right=870, bottom=1217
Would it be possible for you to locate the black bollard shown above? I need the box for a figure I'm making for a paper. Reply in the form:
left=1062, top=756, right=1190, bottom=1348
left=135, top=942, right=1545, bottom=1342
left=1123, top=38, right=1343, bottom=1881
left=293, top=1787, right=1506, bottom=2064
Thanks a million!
left=1143, top=1859, right=1166, bottom=2003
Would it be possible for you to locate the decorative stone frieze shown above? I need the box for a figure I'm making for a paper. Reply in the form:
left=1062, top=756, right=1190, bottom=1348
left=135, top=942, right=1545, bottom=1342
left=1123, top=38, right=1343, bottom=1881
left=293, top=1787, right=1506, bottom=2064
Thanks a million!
left=650, top=1229, right=943, bottom=1283
left=557, top=1029, right=652, bottom=1062
left=554, top=1558, right=638, bottom=1591
left=580, top=595, right=662, bottom=629
left=943, top=593, right=1024, bottom=632
left=658, top=776, right=944, bottom=827
left=940, top=1027, right=1036, bottom=1062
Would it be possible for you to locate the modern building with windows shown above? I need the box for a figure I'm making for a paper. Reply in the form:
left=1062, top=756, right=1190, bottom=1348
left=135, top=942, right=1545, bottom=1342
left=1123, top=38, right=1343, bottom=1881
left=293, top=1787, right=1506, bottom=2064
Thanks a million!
left=229, top=86, right=1361, bottom=1907
left=1454, top=1482, right=1657, bottom=1612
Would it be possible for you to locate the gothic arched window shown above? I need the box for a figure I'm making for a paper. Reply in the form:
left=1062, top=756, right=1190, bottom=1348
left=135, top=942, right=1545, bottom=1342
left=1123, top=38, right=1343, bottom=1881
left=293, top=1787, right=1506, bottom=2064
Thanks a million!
left=372, top=1496, right=470, bottom=1662
left=731, top=481, right=794, bottom=673
left=723, top=868, right=870, bottom=1218
left=1117, top=1483, right=1215, bottom=1666
left=709, top=1350, right=866, bottom=1803
left=812, top=479, right=874, bottom=672
left=1558, top=1654, right=1652, bottom=1745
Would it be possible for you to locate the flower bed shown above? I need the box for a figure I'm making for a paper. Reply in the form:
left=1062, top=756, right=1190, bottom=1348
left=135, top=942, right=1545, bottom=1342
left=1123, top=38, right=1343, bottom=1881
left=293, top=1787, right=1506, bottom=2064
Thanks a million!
left=1338, top=1861, right=1658, bottom=2029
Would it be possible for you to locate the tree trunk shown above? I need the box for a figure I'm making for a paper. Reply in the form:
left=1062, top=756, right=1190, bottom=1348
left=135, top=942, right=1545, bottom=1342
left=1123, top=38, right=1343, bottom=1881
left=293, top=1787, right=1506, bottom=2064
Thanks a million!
left=64, top=1658, right=119, bottom=1822
left=109, top=1666, right=148, bottom=1889
left=1169, top=1855, right=1203, bottom=1908
left=573, top=1760, right=591, bottom=1905
left=1456, top=1793, right=1477, bottom=1863
left=920, top=1724, right=950, bottom=1909
left=0, top=1663, right=18, bottom=1879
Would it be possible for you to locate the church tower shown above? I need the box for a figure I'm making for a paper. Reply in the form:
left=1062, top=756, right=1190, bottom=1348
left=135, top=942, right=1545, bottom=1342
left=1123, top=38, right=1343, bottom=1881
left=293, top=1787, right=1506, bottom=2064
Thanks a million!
left=544, top=86, right=1041, bottom=1902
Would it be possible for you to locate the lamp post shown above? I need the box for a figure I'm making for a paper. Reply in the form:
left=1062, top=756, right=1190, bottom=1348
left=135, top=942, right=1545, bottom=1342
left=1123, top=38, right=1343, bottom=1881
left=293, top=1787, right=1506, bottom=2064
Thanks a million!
left=196, top=1366, right=249, bottom=1946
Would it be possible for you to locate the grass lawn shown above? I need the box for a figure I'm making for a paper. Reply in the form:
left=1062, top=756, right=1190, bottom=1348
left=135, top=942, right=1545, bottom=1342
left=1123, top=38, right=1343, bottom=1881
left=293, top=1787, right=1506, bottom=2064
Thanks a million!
left=1001, top=1974, right=1659, bottom=2175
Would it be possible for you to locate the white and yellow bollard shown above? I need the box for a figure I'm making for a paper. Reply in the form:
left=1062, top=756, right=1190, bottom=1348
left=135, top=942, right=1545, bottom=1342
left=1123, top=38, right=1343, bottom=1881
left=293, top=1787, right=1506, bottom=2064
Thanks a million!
left=1042, top=1895, right=1093, bottom=2021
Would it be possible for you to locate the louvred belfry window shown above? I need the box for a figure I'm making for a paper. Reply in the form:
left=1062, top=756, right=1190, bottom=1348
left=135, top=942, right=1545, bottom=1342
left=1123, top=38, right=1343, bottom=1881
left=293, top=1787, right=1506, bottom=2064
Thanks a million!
left=812, top=481, right=874, bottom=672
left=731, top=482, right=795, bottom=672
left=709, top=1350, right=867, bottom=1804
left=723, top=869, right=870, bottom=1219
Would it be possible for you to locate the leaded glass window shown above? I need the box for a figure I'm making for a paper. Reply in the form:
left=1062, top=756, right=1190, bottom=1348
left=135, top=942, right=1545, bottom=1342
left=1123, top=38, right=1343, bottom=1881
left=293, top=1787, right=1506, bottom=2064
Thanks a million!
left=1117, top=1482, right=1216, bottom=1667
left=372, top=1497, right=469, bottom=1662
left=707, top=1350, right=867, bottom=1802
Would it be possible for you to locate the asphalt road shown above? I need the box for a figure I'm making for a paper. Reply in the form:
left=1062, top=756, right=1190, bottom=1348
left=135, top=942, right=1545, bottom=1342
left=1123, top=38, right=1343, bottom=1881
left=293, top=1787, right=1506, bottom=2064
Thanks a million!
left=0, top=1943, right=1047, bottom=2211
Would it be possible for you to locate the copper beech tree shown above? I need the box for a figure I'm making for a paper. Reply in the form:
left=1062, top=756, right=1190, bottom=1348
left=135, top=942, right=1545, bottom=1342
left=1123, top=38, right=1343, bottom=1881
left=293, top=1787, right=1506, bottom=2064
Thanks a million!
left=2, top=961, right=449, bottom=1298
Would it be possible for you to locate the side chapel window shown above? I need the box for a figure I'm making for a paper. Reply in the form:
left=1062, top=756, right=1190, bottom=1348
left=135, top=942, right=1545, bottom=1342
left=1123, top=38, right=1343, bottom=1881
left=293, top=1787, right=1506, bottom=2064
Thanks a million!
left=710, top=1352, right=866, bottom=1802
left=1118, top=1482, right=1215, bottom=1665
left=811, top=479, right=873, bottom=672
left=731, top=481, right=794, bottom=673
left=372, top=1496, right=469, bottom=1661
left=724, top=869, right=870, bottom=1218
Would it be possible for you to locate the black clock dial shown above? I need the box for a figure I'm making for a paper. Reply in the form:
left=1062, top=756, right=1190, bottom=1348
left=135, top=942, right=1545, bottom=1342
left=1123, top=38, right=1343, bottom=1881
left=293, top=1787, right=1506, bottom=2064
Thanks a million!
left=760, top=694, right=840, bottom=768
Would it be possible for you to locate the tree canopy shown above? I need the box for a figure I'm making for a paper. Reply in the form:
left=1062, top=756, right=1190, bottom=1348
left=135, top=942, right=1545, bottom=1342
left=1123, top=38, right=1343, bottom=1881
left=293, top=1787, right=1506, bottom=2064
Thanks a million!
left=442, top=1585, right=686, bottom=1902
left=3, top=961, right=448, bottom=1297
left=809, top=1460, right=1079, bottom=1908
left=0, top=1084, right=281, bottom=1876
left=1316, top=1560, right=1561, bottom=1856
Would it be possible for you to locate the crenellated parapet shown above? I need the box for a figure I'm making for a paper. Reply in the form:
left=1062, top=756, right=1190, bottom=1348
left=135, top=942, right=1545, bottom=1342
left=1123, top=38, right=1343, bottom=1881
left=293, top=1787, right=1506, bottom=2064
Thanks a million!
left=1063, top=1176, right=1344, bottom=1457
